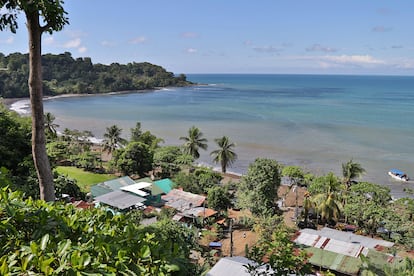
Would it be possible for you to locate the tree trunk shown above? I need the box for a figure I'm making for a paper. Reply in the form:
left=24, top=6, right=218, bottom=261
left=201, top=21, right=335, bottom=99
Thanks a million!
left=26, top=11, right=55, bottom=201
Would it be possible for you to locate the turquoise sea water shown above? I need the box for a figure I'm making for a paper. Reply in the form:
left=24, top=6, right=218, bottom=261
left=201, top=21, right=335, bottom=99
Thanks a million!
left=41, top=74, right=414, bottom=198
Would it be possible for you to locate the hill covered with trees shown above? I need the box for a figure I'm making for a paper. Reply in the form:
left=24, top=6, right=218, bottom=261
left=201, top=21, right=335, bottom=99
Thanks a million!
left=0, top=52, right=192, bottom=98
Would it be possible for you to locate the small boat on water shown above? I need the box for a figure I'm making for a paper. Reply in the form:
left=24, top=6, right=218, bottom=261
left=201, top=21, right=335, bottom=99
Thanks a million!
left=388, top=169, right=409, bottom=182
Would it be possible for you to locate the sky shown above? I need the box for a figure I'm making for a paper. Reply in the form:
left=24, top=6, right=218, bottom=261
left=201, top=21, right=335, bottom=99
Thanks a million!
left=1, top=0, right=414, bottom=75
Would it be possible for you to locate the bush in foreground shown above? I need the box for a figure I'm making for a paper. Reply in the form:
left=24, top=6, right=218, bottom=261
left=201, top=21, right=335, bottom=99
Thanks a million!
left=0, top=188, right=199, bottom=275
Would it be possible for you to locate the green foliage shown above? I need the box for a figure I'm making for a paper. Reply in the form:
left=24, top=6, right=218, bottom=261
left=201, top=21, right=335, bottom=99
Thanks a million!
left=342, top=159, right=365, bottom=186
left=153, top=146, right=192, bottom=179
left=343, top=182, right=391, bottom=236
left=130, top=122, right=164, bottom=150
left=236, top=158, right=281, bottom=216
left=53, top=173, right=85, bottom=200
left=112, top=142, right=153, bottom=176
left=0, top=52, right=192, bottom=98
left=0, top=189, right=200, bottom=275
left=282, top=166, right=304, bottom=186
left=173, top=167, right=221, bottom=194
left=210, top=136, right=237, bottom=173
left=103, top=125, right=127, bottom=154
left=0, top=104, right=32, bottom=173
left=71, top=151, right=100, bottom=171
left=207, top=186, right=232, bottom=211
left=246, top=225, right=312, bottom=275
left=179, top=126, right=208, bottom=160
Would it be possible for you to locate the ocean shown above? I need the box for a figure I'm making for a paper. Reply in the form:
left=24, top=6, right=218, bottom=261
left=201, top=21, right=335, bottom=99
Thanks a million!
left=13, top=74, right=414, bottom=198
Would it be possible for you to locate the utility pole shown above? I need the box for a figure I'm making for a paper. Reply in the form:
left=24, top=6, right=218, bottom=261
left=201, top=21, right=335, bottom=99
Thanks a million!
left=229, top=219, right=233, bottom=257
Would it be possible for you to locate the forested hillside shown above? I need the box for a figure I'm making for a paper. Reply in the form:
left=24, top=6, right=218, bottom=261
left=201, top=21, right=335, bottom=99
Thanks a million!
left=0, top=52, right=192, bottom=98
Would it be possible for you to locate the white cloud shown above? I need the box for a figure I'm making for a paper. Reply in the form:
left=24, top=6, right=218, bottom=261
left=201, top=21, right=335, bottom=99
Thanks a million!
left=130, top=36, right=147, bottom=44
left=43, top=36, right=54, bottom=45
left=63, top=38, right=81, bottom=48
left=186, top=48, right=197, bottom=54
left=306, top=44, right=337, bottom=53
left=288, top=54, right=387, bottom=69
left=0, top=36, right=14, bottom=44
left=252, top=45, right=282, bottom=53
left=5, top=37, right=14, bottom=44
left=322, top=55, right=385, bottom=65
left=78, top=46, right=87, bottom=53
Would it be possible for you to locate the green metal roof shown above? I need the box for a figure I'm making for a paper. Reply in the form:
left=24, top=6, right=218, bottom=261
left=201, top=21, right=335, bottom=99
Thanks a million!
left=90, top=176, right=136, bottom=197
left=153, top=178, right=175, bottom=194
left=305, top=247, right=361, bottom=275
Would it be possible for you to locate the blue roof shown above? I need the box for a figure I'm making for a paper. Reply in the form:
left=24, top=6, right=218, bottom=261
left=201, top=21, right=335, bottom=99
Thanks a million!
left=209, top=242, right=222, bottom=247
left=390, top=169, right=405, bottom=175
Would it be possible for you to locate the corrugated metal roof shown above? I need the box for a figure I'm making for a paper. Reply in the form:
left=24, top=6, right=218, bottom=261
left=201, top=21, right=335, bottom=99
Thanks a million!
left=94, top=190, right=146, bottom=210
left=206, top=257, right=257, bottom=276
left=162, top=189, right=205, bottom=212
left=90, top=176, right=136, bottom=197
left=182, top=207, right=217, bottom=218
left=305, top=247, right=361, bottom=275
left=154, top=178, right=174, bottom=194
left=207, top=257, right=280, bottom=276
left=296, top=227, right=395, bottom=275
left=301, top=227, right=394, bottom=249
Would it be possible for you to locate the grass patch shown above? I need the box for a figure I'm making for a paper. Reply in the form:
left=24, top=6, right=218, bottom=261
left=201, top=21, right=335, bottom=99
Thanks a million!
left=55, top=166, right=117, bottom=192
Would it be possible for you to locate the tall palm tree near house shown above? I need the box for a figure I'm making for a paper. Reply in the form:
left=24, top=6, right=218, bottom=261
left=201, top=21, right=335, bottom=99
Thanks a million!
left=103, top=125, right=127, bottom=155
left=179, top=126, right=208, bottom=159
left=210, top=136, right=237, bottom=173
left=44, top=112, right=59, bottom=139
left=313, top=172, right=343, bottom=224
left=342, top=159, right=365, bottom=223
left=342, top=159, right=365, bottom=188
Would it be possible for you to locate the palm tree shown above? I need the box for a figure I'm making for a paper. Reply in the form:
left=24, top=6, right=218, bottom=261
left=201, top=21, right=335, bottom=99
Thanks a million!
left=342, top=159, right=365, bottom=223
left=342, top=159, right=365, bottom=187
left=44, top=112, right=59, bottom=139
left=179, top=126, right=208, bottom=159
left=103, top=125, right=127, bottom=154
left=210, top=136, right=237, bottom=173
left=312, top=172, right=343, bottom=224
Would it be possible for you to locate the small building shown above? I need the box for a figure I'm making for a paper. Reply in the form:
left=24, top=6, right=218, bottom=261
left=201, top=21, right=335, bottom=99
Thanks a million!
left=207, top=256, right=275, bottom=276
left=90, top=176, right=137, bottom=198
left=162, top=189, right=206, bottom=212
left=94, top=190, right=146, bottom=211
left=294, top=227, right=395, bottom=275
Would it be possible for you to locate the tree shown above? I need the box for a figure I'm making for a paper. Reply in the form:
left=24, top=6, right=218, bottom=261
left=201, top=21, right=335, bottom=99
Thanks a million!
left=236, top=158, right=281, bottom=216
left=153, top=146, right=192, bottom=178
left=172, top=167, right=221, bottom=194
left=179, top=126, right=208, bottom=159
left=130, top=121, right=164, bottom=149
left=112, top=142, right=153, bottom=176
left=0, top=189, right=201, bottom=274
left=102, top=125, right=126, bottom=154
left=210, top=136, right=237, bottom=173
left=342, top=159, right=365, bottom=187
left=207, top=186, right=232, bottom=211
left=0, top=0, right=68, bottom=201
left=246, top=225, right=312, bottom=275
left=44, top=112, right=59, bottom=140
left=130, top=121, right=143, bottom=142
left=310, top=172, right=343, bottom=224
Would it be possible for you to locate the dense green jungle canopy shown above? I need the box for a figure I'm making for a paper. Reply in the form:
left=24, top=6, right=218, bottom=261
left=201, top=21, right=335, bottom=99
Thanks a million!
left=0, top=52, right=192, bottom=98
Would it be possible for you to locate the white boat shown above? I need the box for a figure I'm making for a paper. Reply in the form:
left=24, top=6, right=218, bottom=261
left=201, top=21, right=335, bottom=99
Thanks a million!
left=388, top=169, right=409, bottom=182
